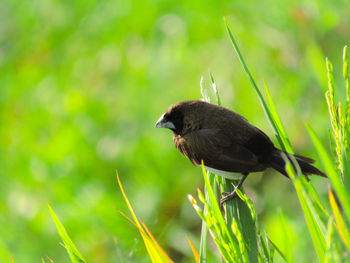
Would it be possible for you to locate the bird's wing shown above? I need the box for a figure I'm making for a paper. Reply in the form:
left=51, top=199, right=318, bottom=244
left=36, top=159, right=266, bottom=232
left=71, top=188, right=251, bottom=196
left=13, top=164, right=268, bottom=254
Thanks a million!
left=174, top=128, right=263, bottom=173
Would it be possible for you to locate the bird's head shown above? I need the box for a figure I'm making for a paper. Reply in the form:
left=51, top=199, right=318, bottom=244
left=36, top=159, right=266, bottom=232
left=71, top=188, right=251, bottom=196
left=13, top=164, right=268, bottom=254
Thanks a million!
left=155, top=100, right=209, bottom=135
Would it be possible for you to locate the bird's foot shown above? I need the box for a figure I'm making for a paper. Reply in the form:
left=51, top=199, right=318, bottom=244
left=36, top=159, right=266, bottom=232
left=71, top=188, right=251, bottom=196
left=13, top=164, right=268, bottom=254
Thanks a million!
left=220, top=185, right=239, bottom=207
left=219, top=173, right=249, bottom=208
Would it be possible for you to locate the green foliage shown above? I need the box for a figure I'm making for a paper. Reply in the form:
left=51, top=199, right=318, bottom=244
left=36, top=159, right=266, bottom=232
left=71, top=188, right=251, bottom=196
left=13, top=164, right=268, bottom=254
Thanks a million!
left=189, top=164, right=284, bottom=263
left=325, top=47, right=350, bottom=191
left=225, top=19, right=329, bottom=261
left=116, top=173, right=174, bottom=263
left=2, top=0, right=350, bottom=262
left=189, top=165, right=246, bottom=262
left=190, top=20, right=350, bottom=263
left=306, top=47, right=350, bottom=260
left=48, top=204, right=86, bottom=263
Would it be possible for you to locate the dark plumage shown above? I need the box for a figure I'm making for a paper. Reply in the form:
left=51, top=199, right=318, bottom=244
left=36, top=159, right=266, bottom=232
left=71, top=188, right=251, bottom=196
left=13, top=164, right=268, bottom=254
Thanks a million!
left=155, top=100, right=326, bottom=203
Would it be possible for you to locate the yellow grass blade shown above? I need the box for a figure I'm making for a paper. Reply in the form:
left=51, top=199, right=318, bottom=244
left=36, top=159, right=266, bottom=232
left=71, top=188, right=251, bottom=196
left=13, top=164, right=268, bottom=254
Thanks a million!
left=329, top=189, right=350, bottom=250
left=141, top=221, right=174, bottom=263
left=48, top=204, right=87, bottom=263
left=187, top=236, right=200, bottom=263
left=116, top=171, right=142, bottom=229
left=116, top=171, right=173, bottom=263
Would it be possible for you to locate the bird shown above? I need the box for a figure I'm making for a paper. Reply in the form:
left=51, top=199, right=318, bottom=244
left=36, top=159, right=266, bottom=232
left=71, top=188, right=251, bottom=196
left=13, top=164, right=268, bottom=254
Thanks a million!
left=155, top=100, right=326, bottom=205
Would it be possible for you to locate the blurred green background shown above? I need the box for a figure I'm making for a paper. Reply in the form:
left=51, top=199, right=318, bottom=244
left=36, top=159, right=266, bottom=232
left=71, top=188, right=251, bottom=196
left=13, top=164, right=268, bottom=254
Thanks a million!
left=1, top=0, right=349, bottom=262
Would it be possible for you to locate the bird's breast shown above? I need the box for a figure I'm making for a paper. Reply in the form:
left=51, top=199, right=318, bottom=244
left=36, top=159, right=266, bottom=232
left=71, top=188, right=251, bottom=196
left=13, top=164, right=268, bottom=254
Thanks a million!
left=204, top=166, right=245, bottom=180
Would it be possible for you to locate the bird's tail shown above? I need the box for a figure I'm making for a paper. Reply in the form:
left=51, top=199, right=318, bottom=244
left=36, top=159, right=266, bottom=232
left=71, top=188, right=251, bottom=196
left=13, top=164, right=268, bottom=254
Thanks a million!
left=270, top=149, right=327, bottom=178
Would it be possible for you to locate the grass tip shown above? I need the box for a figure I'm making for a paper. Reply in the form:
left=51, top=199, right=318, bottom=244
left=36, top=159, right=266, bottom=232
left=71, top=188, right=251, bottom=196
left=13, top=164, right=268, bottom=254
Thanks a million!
left=187, top=194, right=196, bottom=205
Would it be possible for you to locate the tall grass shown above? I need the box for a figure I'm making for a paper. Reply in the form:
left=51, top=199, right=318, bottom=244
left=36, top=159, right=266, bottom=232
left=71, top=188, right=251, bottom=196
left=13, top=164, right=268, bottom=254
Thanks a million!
left=47, top=23, right=350, bottom=262
left=48, top=204, right=86, bottom=263
left=189, top=20, right=350, bottom=262
left=47, top=174, right=177, bottom=263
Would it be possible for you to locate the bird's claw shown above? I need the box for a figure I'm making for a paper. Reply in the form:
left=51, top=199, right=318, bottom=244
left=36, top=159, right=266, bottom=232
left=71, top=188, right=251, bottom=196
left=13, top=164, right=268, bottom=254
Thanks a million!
left=220, top=187, right=238, bottom=208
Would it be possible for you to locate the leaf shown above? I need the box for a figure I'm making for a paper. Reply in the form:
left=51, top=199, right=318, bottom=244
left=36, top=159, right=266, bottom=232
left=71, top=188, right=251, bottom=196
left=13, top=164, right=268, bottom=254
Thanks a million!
left=278, top=210, right=294, bottom=263
left=328, top=189, right=350, bottom=250
left=285, top=161, right=327, bottom=262
left=187, top=236, right=200, bottom=263
left=116, top=172, right=173, bottom=263
left=307, top=125, right=350, bottom=222
left=48, top=204, right=86, bottom=263
left=264, top=81, right=293, bottom=153
left=224, top=18, right=288, bottom=153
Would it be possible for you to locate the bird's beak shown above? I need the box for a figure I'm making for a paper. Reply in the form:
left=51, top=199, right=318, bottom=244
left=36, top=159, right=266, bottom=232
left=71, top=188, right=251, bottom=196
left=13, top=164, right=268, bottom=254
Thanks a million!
left=155, top=113, right=176, bottom=129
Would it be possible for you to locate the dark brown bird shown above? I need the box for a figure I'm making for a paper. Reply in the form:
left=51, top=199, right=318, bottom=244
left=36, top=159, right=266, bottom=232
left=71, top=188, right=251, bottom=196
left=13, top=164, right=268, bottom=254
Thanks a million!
left=155, top=100, right=326, bottom=204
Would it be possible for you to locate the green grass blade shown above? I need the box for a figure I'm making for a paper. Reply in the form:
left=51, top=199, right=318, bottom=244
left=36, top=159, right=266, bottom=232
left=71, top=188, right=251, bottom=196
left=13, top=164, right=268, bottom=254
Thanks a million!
left=304, top=181, right=331, bottom=221
left=343, top=45, right=349, bottom=103
left=200, top=163, right=231, bottom=238
left=264, top=81, right=294, bottom=153
left=278, top=210, right=294, bottom=263
left=285, top=162, right=327, bottom=262
left=224, top=18, right=294, bottom=154
left=341, top=140, right=350, bottom=194
left=199, top=221, right=207, bottom=263
left=48, top=204, right=86, bottom=263
left=218, top=160, right=259, bottom=262
left=233, top=189, right=259, bottom=263
left=224, top=19, right=282, bottom=147
left=259, top=232, right=271, bottom=262
left=199, top=173, right=209, bottom=263
left=306, top=125, right=350, bottom=221
left=268, top=238, right=287, bottom=262
left=223, top=18, right=261, bottom=99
